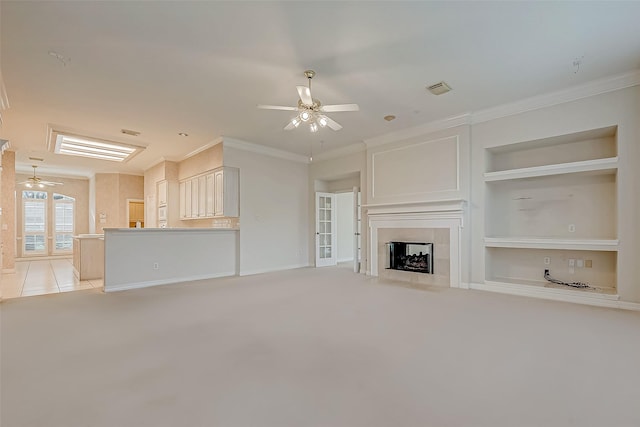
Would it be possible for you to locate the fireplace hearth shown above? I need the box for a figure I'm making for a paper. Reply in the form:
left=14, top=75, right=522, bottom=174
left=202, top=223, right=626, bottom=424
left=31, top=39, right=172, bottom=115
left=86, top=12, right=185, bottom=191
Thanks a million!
left=386, top=242, right=433, bottom=274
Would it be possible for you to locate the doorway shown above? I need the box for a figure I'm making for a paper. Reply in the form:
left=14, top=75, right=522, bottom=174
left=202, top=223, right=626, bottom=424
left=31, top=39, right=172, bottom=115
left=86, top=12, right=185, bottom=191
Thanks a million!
left=314, top=173, right=361, bottom=272
left=127, top=199, right=144, bottom=228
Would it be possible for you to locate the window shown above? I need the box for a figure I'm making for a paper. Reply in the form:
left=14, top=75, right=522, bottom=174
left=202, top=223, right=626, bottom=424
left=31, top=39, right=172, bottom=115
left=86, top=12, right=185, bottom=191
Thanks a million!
left=54, top=194, right=75, bottom=252
left=22, top=191, right=47, bottom=255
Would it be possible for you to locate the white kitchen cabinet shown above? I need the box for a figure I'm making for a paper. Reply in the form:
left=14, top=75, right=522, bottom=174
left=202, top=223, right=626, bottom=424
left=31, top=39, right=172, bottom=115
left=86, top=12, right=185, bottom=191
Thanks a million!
left=157, top=180, right=168, bottom=206
left=179, top=181, right=186, bottom=219
left=191, top=178, right=199, bottom=217
left=214, top=167, right=239, bottom=217
left=198, top=175, right=207, bottom=217
left=206, top=173, right=215, bottom=217
left=179, top=166, right=239, bottom=220
left=184, top=179, right=192, bottom=218
left=157, top=180, right=180, bottom=226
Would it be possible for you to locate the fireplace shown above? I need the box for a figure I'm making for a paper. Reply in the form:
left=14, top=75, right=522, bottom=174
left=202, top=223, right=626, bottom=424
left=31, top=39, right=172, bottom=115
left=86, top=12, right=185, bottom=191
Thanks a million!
left=367, top=200, right=465, bottom=288
left=386, top=242, right=434, bottom=274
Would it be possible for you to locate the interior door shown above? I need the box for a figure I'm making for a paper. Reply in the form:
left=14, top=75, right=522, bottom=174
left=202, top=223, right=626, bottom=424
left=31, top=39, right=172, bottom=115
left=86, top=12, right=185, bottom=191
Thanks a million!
left=316, top=192, right=337, bottom=267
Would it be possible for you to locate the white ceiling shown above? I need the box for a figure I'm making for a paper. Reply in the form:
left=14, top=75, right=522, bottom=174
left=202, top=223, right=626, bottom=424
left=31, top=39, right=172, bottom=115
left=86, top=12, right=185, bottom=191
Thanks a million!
left=2, top=1, right=640, bottom=177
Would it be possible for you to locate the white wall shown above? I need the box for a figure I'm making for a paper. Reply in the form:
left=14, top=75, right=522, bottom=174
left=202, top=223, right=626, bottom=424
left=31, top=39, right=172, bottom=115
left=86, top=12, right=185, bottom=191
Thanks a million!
left=336, top=192, right=354, bottom=262
left=223, top=144, right=309, bottom=275
left=366, top=126, right=471, bottom=206
left=364, top=125, right=471, bottom=282
left=104, top=228, right=237, bottom=292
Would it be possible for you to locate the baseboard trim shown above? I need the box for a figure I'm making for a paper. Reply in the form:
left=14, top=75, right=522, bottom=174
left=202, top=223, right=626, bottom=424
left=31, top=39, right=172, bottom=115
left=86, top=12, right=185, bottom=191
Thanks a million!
left=104, top=272, right=236, bottom=293
left=239, top=263, right=311, bottom=277
left=470, top=281, right=640, bottom=311
left=337, top=258, right=354, bottom=263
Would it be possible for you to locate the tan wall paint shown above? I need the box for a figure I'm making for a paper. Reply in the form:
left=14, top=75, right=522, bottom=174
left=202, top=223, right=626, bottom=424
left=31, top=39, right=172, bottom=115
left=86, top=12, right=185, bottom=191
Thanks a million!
left=95, top=173, right=143, bottom=233
left=178, top=144, right=223, bottom=180
left=95, top=174, right=118, bottom=233
left=1, top=151, right=16, bottom=270
left=14, top=173, right=89, bottom=258
left=144, top=147, right=223, bottom=230
left=143, top=162, right=165, bottom=228
left=118, top=174, right=144, bottom=227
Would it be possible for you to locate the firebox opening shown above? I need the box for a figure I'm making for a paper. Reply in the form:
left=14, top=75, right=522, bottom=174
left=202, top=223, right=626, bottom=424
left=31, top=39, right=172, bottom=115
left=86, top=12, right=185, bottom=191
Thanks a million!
left=386, top=242, right=434, bottom=274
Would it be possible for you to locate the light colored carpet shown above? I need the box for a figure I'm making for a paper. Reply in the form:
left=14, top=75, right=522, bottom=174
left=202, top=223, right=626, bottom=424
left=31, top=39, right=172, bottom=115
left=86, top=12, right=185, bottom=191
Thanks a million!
left=1, top=266, right=639, bottom=427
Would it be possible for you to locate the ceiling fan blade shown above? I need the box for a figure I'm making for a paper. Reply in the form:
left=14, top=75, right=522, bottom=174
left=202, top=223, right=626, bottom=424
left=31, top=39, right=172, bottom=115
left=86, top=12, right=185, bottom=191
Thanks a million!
left=320, top=115, right=343, bottom=131
left=284, top=121, right=297, bottom=131
left=320, top=103, right=360, bottom=113
left=296, top=85, right=313, bottom=106
left=257, top=104, right=298, bottom=111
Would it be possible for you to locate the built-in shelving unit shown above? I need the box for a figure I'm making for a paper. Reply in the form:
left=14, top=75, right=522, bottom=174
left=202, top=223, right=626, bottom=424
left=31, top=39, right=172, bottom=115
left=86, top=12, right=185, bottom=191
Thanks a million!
left=483, top=126, right=619, bottom=298
left=483, top=156, right=618, bottom=182
left=484, top=237, right=619, bottom=251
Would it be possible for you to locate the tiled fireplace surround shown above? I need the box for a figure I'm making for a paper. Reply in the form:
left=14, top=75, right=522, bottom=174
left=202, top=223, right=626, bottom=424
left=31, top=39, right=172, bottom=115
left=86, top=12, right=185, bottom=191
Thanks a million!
left=368, top=200, right=465, bottom=289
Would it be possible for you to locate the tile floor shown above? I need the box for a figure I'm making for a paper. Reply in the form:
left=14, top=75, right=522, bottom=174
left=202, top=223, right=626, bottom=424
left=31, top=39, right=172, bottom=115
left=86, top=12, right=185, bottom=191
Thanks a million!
left=1, top=258, right=103, bottom=299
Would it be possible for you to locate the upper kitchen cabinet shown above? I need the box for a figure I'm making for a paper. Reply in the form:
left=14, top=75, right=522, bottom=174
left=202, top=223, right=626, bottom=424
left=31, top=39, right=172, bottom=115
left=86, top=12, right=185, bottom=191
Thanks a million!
left=180, top=166, right=239, bottom=219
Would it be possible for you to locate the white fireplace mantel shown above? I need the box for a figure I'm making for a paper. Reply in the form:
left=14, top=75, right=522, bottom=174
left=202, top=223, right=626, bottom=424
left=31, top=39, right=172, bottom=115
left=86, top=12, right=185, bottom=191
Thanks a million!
left=367, top=199, right=466, bottom=289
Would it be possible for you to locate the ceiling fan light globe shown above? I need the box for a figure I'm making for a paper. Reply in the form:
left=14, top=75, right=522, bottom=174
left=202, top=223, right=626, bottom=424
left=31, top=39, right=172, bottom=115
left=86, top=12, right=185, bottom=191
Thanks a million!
left=310, top=123, right=318, bottom=133
left=291, top=117, right=301, bottom=127
left=300, top=111, right=311, bottom=122
left=25, top=182, right=33, bottom=188
left=318, top=117, right=328, bottom=127
left=38, top=183, right=45, bottom=188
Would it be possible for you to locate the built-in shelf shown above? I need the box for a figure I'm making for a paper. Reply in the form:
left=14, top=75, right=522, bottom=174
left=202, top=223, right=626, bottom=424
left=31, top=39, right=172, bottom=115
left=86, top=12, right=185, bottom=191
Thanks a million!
left=483, top=126, right=619, bottom=301
left=484, top=157, right=618, bottom=182
left=481, top=280, right=619, bottom=298
left=484, top=237, right=619, bottom=251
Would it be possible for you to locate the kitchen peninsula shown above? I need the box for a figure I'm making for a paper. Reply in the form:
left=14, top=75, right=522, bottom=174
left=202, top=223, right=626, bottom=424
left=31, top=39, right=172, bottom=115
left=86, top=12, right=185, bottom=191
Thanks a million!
left=73, top=234, right=104, bottom=280
left=103, top=227, right=239, bottom=292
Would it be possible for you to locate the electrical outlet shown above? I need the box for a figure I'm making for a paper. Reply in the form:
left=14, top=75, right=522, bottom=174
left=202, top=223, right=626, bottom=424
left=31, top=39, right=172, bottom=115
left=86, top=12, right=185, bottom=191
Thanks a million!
left=544, top=257, right=551, bottom=265
left=568, top=224, right=576, bottom=233
left=568, top=259, right=575, bottom=267
left=576, top=259, right=584, bottom=268
left=153, top=262, right=159, bottom=270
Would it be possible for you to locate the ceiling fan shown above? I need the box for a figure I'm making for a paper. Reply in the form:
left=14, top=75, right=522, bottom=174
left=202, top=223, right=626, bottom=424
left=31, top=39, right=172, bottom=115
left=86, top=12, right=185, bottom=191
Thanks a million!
left=258, top=70, right=359, bottom=132
left=18, top=165, right=63, bottom=188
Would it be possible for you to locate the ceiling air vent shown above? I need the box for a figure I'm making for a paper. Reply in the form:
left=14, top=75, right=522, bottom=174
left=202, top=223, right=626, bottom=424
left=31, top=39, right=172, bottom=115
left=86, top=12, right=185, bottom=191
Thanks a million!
left=427, top=81, right=452, bottom=95
left=121, top=129, right=140, bottom=136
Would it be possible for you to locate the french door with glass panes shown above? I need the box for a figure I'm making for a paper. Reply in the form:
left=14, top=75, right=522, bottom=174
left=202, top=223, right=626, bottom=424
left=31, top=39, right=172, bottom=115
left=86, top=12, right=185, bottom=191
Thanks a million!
left=22, top=191, right=48, bottom=256
left=53, top=194, right=75, bottom=253
left=315, top=192, right=337, bottom=267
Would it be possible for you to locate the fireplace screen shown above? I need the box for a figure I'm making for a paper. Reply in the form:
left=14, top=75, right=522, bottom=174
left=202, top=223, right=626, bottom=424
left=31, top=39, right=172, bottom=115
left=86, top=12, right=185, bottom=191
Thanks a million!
left=386, top=242, right=433, bottom=274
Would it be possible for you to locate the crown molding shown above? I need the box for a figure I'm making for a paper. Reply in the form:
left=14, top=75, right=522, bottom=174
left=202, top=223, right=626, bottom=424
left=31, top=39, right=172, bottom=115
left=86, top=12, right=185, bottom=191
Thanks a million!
left=222, top=136, right=309, bottom=163
left=364, top=114, right=471, bottom=148
left=311, top=142, right=366, bottom=163
left=15, top=164, right=93, bottom=179
left=471, top=69, right=640, bottom=124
